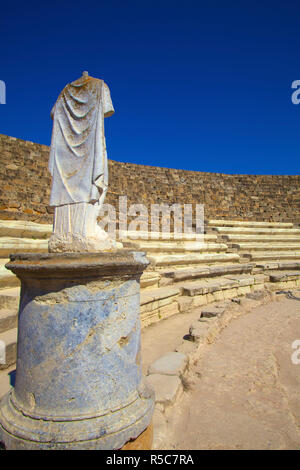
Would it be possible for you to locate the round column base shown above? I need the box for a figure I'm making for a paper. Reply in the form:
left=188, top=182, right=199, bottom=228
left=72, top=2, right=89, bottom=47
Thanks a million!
left=0, top=389, right=154, bottom=450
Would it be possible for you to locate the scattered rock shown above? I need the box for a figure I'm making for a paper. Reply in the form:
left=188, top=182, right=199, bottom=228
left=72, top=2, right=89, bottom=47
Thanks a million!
left=189, top=322, right=210, bottom=343
left=145, top=374, right=182, bottom=407
left=246, top=290, right=268, bottom=301
left=148, top=352, right=188, bottom=376
left=201, top=306, right=225, bottom=318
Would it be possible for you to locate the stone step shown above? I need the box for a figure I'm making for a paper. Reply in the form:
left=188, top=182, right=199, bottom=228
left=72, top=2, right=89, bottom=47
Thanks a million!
left=208, top=220, right=293, bottom=228
left=119, top=231, right=216, bottom=242
left=243, top=252, right=300, bottom=261
left=0, top=220, right=52, bottom=239
left=180, top=273, right=265, bottom=297
left=160, top=263, right=254, bottom=283
left=148, top=252, right=240, bottom=267
left=268, top=271, right=300, bottom=282
left=0, top=287, right=20, bottom=310
left=0, top=261, right=19, bottom=288
left=213, top=227, right=300, bottom=235
left=140, top=286, right=181, bottom=327
left=221, top=234, right=300, bottom=243
left=140, top=271, right=160, bottom=289
left=0, top=327, right=17, bottom=370
left=140, top=286, right=180, bottom=308
left=0, top=309, right=18, bottom=334
left=231, top=243, right=300, bottom=252
left=0, top=237, right=48, bottom=256
left=123, top=240, right=227, bottom=253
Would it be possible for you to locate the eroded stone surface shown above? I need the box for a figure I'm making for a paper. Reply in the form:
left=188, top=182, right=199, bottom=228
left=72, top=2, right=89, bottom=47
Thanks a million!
left=148, top=352, right=188, bottom=376
left=145, top=374, right=182, bottom=407
left=201, top=306, right=225, bottom=318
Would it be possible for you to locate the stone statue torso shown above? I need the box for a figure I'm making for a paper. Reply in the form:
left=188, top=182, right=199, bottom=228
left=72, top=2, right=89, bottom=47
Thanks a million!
left=49, top=75, right=114, bottom=207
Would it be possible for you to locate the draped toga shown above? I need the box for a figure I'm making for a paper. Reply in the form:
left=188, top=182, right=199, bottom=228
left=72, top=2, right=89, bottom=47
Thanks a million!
left=48, top=76, right=114, bottom=207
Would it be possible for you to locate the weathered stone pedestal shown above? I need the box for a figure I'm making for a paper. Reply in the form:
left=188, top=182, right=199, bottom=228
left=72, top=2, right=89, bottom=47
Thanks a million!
left=0, top=251, right=154, bottom=450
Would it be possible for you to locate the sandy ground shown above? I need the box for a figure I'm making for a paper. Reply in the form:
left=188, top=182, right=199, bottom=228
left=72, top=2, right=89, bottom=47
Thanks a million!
left=162, top=296, right=300, bottom=450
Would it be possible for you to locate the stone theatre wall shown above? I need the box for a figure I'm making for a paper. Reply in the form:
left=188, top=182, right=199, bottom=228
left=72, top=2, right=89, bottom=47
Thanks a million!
left=0, top=134, right=299, bottom=225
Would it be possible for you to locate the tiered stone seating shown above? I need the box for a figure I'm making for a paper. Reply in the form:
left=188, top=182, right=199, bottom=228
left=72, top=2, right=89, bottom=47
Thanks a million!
left=0, top=287, right=19, bottom=370
left=120, top=231, right=265, bottom=327
left=208, top=219, right=300, bottom=291
left=0, top=220, right=51, bottom=288
left=1, top=219, right=300, bottom=367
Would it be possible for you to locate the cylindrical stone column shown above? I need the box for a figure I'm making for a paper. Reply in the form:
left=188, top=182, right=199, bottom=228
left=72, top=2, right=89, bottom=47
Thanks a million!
left=0, top=251, right=154, bottom=450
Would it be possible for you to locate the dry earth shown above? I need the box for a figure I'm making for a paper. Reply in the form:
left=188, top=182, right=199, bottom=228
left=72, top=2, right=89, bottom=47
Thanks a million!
left=160, top=296, right=300, bottom=450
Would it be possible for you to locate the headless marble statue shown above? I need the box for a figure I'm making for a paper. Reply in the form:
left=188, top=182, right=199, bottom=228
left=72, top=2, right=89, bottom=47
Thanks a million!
left=48, top=72, right=117, bottom=252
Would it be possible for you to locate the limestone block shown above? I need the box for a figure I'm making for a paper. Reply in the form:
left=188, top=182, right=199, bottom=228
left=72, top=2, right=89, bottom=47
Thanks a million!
left=237, top=285, right=251, bottom=296
left=0, top=288, right=20, bottom=310
left=140, top=296, right=177, bottom=314
left=0, top=220, right=52, bottom=239
left=140, top=310, right=160, bottom=329
left=170, top=267, right=210, bottom=282
left=0, top=309, right=18, bottom=334
left=254, top=274, right=266, bottom=284
left=148, top=352, right=188, bottom=377
left=158, top=302, right=179, bottom=319
left=140, top=271, right=160, bottom=289
left=269, top=271, right=300, bottom=282
left=206, top=292, right=216, bottom=303
left=223, top=287, right=238, bottom=299
left=0, top=327, right=17, bottom=370
left=285, top=280, right=297, bottom=288
left=191, top=294, right=208, bottom=307
left=158, top=277, right=174, bottom=287
left=145, top=374, right=182, bottom=408
left=0, top=237, right=48, bottom=256
left=219, top=279, right=239, bottom=290
left=251, top=283, right=264, bottom=291
left=211, top=290, right=224, bottom=302
left=189, top=321, right=210, bottom=343
left=278, top=262, right=300, bottom=269
left=141, top=287, right=180, bottom=306
left=208, top=220, right=293, bottom=228
left=0, top=264, right=19, bottom=288
left=246, top=290, right=268, bottom=301
left=177, top=296, right=193, bottom=312
left=201, top=306, right=225, bottom=318
left=181, top=282, right=210, bottom=296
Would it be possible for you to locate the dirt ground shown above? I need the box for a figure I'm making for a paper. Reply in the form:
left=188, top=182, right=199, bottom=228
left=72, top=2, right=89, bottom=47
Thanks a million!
left=161, top=296, right=300, bottom=450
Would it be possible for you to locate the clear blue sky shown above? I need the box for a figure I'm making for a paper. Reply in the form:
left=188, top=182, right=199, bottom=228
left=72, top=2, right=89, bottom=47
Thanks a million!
left=1, top=0, right=300, bottom=174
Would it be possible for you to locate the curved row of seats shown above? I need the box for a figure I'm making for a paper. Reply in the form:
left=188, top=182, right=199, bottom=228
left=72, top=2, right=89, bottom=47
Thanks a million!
left=0, top=219, right=300, bottom=369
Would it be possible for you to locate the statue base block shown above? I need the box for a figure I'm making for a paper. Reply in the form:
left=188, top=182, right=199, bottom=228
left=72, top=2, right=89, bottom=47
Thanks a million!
left=0, top=251, right=154, bottom=450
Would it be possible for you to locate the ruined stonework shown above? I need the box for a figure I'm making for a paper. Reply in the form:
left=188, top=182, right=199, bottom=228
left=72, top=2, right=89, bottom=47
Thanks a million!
left=0, top=134, right=299, bottom=225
